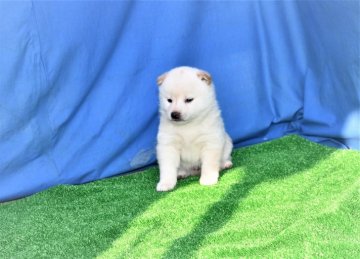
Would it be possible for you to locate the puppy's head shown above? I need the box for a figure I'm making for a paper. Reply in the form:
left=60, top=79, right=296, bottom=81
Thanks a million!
left=157, top=66, right=215, bottom=123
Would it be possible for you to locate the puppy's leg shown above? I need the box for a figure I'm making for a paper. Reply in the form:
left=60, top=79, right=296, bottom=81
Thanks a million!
left=221, top=134, right=233, bottom=170
left=156, top=145, right=180, bottom=191
left=200, top=148, right=221, bottom=186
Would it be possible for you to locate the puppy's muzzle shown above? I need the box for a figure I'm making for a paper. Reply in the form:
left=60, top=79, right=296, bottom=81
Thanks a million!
left=171, top=111, right=182, bottom=121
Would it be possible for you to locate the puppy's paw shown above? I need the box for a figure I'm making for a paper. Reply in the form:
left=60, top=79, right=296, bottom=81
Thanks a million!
left=222, top=160, right=233, bottom=169
left=177, top=169, right=190, bottom=179
left=156, top=181, right=176, bottom=192
left=200, top=174, right=218, bottom=186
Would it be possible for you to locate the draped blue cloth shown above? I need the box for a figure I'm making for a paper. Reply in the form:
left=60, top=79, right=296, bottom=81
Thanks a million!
left=0, top=1, right=359, bottom=201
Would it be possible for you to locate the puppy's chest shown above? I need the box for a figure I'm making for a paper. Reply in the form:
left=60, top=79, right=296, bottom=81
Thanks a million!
left=179, top=140, right=202, bottom=165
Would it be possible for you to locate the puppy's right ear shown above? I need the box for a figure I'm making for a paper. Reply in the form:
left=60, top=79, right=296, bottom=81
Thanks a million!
left=157, top=72, right=168, bottom=86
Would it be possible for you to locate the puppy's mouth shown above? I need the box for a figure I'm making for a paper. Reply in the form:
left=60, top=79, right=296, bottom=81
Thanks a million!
left=168, top=116, right=193, bottom=125
left=171, top=118, right=184, bottom=122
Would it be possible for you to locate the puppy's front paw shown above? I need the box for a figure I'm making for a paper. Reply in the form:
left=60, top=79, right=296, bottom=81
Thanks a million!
left=200, top=174, right=218, bottom=186
left=156, top=181, right=176, bottom=192
left=222, top=160, right=233, bottom=169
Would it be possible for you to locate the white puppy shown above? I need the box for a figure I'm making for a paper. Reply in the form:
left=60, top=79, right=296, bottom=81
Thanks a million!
left=156, top=66, right=233, bottom=192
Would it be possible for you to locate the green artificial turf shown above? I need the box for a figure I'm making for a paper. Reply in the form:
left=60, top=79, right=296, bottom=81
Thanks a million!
left=1, top=135, right=360, bottom=258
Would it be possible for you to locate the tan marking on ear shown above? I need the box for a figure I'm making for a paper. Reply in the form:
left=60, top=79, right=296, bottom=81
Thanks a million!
left=197, top=70, right=212, bottom=85
left=157, top=72, right=168, bottom=86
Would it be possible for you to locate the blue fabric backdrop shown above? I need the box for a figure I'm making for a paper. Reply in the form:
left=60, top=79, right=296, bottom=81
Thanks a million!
left=0, top=1, right=359, bottom=201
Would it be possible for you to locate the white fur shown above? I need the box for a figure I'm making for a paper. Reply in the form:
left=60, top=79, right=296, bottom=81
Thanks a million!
left=156, top=66, right=233, bottom=191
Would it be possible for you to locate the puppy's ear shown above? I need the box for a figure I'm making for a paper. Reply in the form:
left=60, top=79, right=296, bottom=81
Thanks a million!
left=197, top=70, right=212, bottom=85
left=157, top=72, right=168, bottom=86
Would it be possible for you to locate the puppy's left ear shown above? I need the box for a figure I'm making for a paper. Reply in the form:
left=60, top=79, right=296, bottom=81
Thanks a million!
left=157, top=72, right=168, bottom=86
left=197, top=70, right=212, bottom=85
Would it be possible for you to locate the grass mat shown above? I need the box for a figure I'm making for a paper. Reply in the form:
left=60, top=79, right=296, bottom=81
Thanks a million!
left=1, top=135, right=360, bottom=258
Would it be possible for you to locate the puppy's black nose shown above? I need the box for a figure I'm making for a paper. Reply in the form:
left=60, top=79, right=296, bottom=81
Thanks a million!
left=171, top=111, right=181, bottom=121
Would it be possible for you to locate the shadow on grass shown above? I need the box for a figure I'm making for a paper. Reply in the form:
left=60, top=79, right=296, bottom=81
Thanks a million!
left=163, top=137, right=334, bottom=258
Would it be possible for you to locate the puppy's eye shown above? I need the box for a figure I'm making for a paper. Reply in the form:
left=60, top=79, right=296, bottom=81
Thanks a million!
left=185, top=98, right=194, bottom=103
left=167, top=99, right=173, bottom=103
